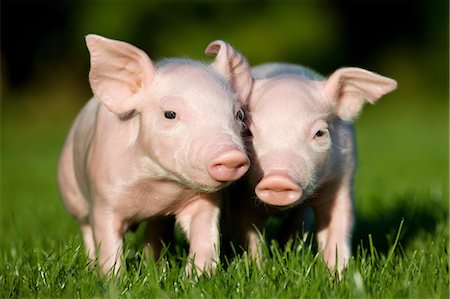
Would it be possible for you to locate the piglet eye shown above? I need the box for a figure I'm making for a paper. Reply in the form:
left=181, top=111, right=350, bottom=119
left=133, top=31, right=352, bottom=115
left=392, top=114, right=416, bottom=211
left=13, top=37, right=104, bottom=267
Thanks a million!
left=164, top=110, right=177, bottom=119
left=315, top=129, right=326, bottom=138
left=236, top=108, right=245, bottom=122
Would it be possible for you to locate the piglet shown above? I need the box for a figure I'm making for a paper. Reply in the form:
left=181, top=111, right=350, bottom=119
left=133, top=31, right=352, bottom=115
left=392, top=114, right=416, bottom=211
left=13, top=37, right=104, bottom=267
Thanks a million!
left=232, top=63, right=397, bottom=275
left=57, top=35, right=253, bottom=275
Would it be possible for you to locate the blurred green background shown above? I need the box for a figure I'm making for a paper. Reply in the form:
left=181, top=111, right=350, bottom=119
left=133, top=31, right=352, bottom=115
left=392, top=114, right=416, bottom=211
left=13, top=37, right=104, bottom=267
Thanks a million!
left=1, top=1, right=448, bottom=255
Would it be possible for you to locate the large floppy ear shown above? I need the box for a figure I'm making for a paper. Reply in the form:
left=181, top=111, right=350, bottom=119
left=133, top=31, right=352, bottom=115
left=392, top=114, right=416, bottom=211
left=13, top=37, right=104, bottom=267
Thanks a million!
left=323, top=67, right=397, bottom=121
left=85, top=34, right=156, bottom=115
left=205, top=40, right=253, bottom=104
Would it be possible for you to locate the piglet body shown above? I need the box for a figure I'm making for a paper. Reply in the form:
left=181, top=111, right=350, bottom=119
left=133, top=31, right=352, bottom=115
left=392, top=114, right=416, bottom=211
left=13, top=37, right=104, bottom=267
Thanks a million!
left=233, top=63, right=397, bottom=274
left=57, top=35, right=252, bottom=274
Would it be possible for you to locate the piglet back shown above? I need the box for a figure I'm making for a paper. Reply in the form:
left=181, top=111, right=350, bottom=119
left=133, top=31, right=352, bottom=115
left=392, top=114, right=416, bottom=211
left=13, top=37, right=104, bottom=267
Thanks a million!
left=251, top=63, right=323, bottom=81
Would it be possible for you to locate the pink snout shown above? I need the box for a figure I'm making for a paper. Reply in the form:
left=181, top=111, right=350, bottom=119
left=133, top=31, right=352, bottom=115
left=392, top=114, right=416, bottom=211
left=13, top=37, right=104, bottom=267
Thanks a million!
left=255, top=173, right=302, bottom=206
left=208, top=148, right=250, bottom=182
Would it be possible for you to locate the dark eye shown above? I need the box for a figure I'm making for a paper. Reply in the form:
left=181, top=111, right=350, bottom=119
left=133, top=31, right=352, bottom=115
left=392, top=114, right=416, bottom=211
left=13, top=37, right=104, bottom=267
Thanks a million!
left=242, top=127, right=253, bottom=138
left=236, top=108, right=245, bottom=122
left=315, top=129, right=326, bottom=138
left=164, top=110, right=177, bottom=119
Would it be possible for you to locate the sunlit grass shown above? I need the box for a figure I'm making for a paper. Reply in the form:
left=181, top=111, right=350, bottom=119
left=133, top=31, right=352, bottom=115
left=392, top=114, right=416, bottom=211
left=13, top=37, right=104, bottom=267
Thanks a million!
left=1, top=226, right=447, bottom=298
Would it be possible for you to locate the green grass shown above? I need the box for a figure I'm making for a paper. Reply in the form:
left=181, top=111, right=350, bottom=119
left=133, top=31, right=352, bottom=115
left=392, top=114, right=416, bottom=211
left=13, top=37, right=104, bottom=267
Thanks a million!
left=1, top=84, right=448, bottom=298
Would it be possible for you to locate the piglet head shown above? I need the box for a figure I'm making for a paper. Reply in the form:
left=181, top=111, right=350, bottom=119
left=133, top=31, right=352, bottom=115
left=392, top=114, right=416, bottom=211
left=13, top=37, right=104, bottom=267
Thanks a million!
left=248, top=65, right=397, bottom=206
left=86, top=35, right=251, bottom=192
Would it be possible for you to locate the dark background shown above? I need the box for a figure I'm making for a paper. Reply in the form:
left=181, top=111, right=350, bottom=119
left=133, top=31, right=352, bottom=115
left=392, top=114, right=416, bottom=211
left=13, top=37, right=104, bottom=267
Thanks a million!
left=2, top=1, right=447, bottom=96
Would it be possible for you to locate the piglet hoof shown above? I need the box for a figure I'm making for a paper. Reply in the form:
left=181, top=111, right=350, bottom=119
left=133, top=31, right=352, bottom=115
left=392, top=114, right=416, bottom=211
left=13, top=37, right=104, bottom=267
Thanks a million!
left=97, top=260, right=124, bottom=278
left=185, top=257, right=217, bottom=279
left=323, top=246, right=349, bottom=281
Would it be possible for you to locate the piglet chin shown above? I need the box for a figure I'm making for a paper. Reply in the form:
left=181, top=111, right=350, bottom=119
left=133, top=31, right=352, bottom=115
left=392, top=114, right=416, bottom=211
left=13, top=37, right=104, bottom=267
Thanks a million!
left=255, top=173, right=302, bottom=206
left=207, top=147, right=250, bottom=182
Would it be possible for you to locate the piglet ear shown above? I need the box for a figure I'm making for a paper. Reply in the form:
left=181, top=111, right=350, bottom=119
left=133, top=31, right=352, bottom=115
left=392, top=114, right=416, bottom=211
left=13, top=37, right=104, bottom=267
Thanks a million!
left=323, top=67, right=397, bottom=121
left=205, top=40, right=253, bottom=104
left=85, top=34, right=156, bottom=115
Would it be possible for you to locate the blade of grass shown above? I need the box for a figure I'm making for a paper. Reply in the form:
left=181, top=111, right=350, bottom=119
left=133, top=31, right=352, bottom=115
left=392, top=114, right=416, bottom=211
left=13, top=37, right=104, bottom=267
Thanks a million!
left=381, top=218, right=404, bottom=275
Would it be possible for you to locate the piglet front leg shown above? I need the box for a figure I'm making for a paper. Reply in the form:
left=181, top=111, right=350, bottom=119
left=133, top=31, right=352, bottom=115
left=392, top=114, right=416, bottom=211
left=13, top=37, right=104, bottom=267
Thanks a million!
left=313, top=178, right=354, bottom=277
left=176, top=193, right=220, bottom=276
left=91, top=205, right=126, bottom=275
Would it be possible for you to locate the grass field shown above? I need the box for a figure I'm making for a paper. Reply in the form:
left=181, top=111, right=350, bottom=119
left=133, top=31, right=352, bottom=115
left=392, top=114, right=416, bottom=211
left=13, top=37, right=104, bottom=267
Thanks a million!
left=1, top=79, right=448, bottom=298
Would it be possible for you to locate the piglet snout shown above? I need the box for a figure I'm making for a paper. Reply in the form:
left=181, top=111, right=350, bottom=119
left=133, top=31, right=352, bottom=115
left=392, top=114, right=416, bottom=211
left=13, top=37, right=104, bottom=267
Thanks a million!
left=255, top=173, right=302, bottom=206
left=208, top=147, right=250, bottom=182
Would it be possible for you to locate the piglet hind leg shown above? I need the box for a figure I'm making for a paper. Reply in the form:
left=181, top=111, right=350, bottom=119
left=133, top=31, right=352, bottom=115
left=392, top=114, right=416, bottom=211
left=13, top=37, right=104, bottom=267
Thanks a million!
left=229, top=185, right=268, bottom=264
left=176, top=194, right=220, bottom=277
left=79, top=221, right=96, bottom=265
left=143, top=217, right=174, bottom=260
left=313, top=179, right=354, bottom=278
left=236, top=209, right=268, bottom=265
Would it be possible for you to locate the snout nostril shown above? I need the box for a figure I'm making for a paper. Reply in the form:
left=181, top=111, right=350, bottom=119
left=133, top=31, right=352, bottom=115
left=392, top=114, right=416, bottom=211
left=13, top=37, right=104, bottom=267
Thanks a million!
left=213, top=157, right=249, bottom=170
left=208, top=150, right=250, bottom=182
left=262, top=187, right=293, bottom=193
left=255, top=174, right=302, bottom=206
